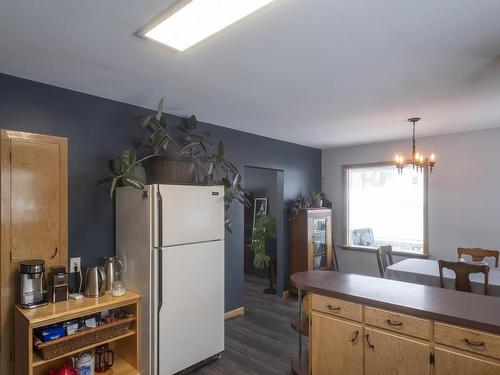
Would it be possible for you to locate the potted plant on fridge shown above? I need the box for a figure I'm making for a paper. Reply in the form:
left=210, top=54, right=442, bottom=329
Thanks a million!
left=97, top=98, right=248, bottom=231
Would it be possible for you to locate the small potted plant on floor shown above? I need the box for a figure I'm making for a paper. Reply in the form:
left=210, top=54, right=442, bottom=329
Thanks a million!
left=249, top=214, right=277, bottom=294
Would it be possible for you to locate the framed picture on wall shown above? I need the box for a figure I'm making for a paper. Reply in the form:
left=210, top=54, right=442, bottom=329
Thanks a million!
left=253, top=197, right=268, bottom=231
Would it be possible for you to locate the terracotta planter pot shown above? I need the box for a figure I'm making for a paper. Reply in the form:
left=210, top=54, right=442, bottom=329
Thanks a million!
left=150, top=155, right=194, bottom=184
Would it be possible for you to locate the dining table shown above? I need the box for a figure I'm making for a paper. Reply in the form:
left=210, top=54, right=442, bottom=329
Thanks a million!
left=384, top=258, right=500, bottom=296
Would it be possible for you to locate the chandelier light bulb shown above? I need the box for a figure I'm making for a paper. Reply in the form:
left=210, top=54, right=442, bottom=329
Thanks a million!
left=430, top=154, right=435, bottom=162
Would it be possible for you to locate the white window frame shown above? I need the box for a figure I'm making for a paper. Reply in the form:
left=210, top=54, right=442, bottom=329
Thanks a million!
left=341, top=161, right=429, bottom=256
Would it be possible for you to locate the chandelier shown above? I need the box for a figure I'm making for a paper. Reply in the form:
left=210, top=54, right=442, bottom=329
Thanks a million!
left=395, top=117, right=436, bottom=173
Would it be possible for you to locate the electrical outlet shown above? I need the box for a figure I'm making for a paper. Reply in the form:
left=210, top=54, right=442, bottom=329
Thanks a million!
left=70, top=257, right=81, bottom=273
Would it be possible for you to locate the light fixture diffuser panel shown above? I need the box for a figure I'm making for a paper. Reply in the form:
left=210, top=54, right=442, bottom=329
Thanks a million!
left=143, top=0, right=275, bottom=51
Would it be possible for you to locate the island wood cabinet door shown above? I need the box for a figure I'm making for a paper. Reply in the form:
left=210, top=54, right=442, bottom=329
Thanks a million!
left=364, top=328, right=431, bottom=375
left=0, top=130, right=68, bottom=375
left=311, top=312, right=362, bottom=375
left=434, top=347, right=500, bottom=375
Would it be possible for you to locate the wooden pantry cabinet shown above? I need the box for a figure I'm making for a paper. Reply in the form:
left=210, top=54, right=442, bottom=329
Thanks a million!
left=0, top=130, right=68, bottom=375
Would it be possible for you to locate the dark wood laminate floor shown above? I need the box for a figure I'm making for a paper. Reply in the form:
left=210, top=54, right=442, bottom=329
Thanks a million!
left=194, top=275, right=299, bottom=375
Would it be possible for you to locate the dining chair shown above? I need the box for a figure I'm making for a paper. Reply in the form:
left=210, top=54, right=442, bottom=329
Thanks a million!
left=438, top=260, right=489, bottom=295
left=376, top=245, right=394, bottom=277
left=457, top=247, right=499, bottom=267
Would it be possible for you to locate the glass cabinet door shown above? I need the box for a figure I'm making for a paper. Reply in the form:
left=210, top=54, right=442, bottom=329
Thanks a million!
left=312, top=218, right=327, bottom=269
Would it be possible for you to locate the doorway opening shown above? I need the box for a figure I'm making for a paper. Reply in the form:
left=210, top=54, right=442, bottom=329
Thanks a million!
left=243, top=166, right=284, bottom=295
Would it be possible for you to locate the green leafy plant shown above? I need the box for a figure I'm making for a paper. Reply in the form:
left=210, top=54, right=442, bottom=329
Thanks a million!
left=311, top=191, right=322, bottom=203
left=97, top=98, right=249, bottom=231
left=250, top=215, right=277, bottom=269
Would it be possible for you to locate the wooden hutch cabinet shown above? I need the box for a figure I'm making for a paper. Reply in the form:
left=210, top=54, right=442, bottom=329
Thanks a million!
left=288, top=208, right=333, bottom=284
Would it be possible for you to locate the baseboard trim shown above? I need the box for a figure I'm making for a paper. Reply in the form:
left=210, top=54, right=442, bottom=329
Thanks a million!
left=224, top=306, right=244, bottom=320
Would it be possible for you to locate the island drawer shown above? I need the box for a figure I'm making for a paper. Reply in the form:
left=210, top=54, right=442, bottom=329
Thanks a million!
left=311, top=294, right=362, bottom=322
left=364, top=306, right=431, bottom=340
left=435, top=322, right=500, bottom=360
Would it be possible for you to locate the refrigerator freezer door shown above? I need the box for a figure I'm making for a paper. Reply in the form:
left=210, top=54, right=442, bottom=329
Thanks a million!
left=158, top=240, right=224, bottom=374
left=157, top=185, right=224, bottom=247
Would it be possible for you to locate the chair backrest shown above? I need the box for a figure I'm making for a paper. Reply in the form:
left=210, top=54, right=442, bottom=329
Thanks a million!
left=376, top=245, right=394, bottom=277
left=457, top=247, right=499, bottom=267
left=438, top=260, right=489, bottom=295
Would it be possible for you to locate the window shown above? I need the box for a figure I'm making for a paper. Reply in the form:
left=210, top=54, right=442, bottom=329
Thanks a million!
left=343, top=163, right=427, bottom=255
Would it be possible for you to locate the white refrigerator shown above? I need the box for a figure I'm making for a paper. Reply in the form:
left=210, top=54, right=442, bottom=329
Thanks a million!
left=116, top=184, right=225, bottom=375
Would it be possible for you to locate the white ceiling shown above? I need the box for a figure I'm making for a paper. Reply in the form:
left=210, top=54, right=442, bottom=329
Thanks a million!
left=1, top=0, right=500, bottom=149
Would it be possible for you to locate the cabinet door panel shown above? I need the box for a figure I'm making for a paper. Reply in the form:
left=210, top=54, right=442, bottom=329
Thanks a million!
left=0, top=131, right=67, bottom=375
left=10, top=139, right=61, bottom=267
left=307, top=211, right=332, bottom=271
left=434, top=347, right=500, bottom=375
left=364, top=328, right=430, bottom=375
left=311, top=312, right=362, bottom=375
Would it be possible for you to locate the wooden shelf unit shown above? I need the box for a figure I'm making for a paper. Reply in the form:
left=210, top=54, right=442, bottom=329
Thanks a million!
left=291, top=314, right=309, bottom=337
left=14, top=291, right=140, bottom=375
left=291, top=350, right=309, bottom=375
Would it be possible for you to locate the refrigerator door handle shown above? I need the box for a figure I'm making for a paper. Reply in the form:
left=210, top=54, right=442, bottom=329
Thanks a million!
left=158, top=248, right=163, bottom=311
left=156, top=247, right=163, bottom=375
left=157, top=185, right=163, bottom=248
left=156, top=184, right=164, bottom=310
left=156, top=186, right=164, bottom=375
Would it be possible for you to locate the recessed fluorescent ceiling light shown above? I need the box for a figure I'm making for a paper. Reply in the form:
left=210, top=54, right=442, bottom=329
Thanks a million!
left=143, top=0, right=275, bottom=51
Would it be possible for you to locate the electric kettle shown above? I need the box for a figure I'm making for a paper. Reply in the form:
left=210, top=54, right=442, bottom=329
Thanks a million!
left=103, top=256, right=125, bottom=293
left=84, top=266, right=106, bottom=298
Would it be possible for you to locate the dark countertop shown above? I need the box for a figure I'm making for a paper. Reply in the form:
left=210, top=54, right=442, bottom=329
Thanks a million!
left=291, top=271, right=500, bottom=334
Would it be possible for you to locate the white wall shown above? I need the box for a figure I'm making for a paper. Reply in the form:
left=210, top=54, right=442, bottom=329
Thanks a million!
left=322, top=127, right=500, bottom=276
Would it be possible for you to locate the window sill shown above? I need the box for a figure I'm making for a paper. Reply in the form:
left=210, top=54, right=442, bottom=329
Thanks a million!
left=340, top=244, right=430, bottom=259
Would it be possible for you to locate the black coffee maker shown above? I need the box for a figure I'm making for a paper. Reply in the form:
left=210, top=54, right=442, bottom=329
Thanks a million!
left=19, top=259, right=48, bottom=309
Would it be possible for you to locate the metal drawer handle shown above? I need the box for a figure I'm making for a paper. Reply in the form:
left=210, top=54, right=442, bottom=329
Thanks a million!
left=351, top=330, right=359, bottom=344
left=365, top=334, right=375, bottom=350
left=464, top=338, right=485, bottom=347
left=327, top=304, right=341, bottom=312
left=386, top=319, right=403, bottom=327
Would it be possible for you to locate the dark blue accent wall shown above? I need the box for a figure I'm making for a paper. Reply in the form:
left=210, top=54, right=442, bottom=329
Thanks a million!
left=0, top=73, right=321, bottom=311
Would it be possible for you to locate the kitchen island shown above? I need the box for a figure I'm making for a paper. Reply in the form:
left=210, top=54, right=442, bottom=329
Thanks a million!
left=290, top=271, right=500, bottom=375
